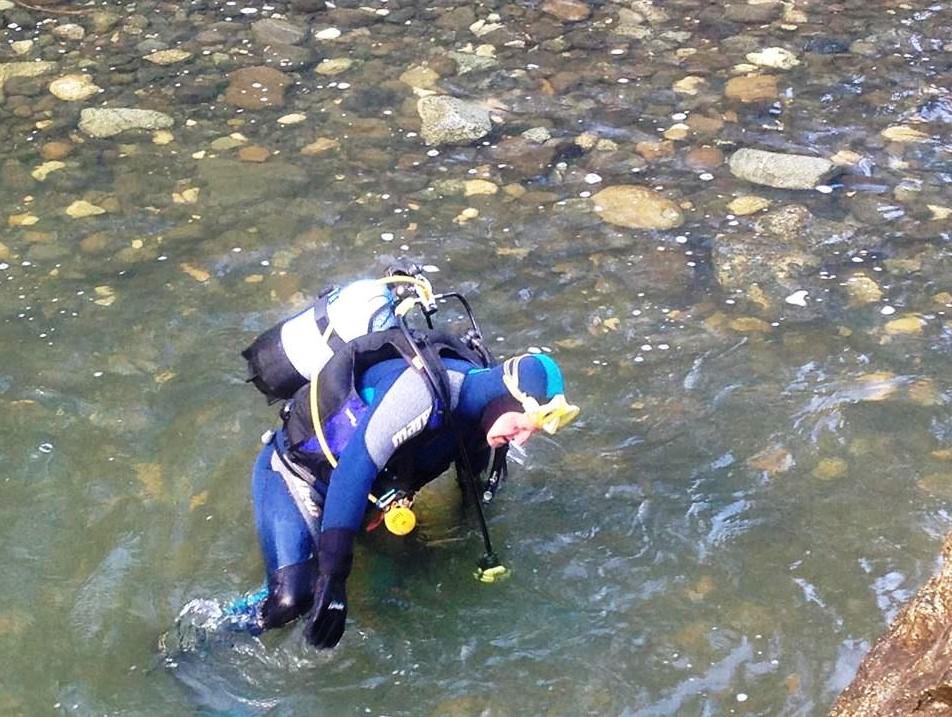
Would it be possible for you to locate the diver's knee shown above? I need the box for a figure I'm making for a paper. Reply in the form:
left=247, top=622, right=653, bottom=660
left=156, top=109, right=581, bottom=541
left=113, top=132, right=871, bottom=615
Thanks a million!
left=261, top=559, right=316, bottom=629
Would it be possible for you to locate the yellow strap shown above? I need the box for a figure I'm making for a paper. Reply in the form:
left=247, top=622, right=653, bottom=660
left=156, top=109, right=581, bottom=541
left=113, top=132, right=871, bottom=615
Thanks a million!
left=371, top=275, right=435, bottom=308
left=503, top=355, right=539, bottom=411
left=394, top=297, right=417, bottom=317
left=309, top=370, right=338, bottom=469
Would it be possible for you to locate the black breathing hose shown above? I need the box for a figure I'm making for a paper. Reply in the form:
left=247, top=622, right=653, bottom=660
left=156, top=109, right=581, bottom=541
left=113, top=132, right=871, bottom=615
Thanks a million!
left=396, top=316, right=501, bottom=570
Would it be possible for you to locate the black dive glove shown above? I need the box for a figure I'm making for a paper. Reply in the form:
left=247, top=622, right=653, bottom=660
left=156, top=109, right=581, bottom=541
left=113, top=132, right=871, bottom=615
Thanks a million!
left=305, top=528, right=354, bottom=649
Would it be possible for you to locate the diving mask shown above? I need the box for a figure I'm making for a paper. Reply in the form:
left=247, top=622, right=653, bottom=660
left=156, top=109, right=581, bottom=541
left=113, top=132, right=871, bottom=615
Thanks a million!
left=502, top=356, right=579, bottom=435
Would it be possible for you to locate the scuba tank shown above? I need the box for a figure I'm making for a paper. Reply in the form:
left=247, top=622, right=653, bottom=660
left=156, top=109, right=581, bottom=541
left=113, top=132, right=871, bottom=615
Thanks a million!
left=242, top=279, right=402, bottom=402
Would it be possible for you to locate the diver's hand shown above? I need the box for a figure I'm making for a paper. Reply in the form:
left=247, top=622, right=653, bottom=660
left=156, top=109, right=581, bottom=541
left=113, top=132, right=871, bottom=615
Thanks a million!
left=306, top=527, right=354, bottom=649
left=306, top=574, right=347, bottom=648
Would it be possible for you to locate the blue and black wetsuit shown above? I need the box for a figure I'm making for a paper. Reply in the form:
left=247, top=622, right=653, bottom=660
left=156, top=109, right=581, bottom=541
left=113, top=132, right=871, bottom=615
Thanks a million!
left=249, top=353, right=565, bottom=634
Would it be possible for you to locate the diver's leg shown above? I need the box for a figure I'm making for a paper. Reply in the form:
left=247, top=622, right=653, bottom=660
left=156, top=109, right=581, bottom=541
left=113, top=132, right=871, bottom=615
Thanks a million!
left=261, top=557, right=317, bottom=629
left=251, top=444, right=320, bottom=630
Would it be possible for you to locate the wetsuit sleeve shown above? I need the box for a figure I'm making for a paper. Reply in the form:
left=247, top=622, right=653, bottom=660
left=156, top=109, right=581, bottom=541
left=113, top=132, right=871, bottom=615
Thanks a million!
left=320, top=365, right=435, bottom=532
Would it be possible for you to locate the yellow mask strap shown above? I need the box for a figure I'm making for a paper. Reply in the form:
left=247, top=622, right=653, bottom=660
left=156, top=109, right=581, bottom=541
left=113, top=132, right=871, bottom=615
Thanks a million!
left=503, top=356, right=537, bottom=410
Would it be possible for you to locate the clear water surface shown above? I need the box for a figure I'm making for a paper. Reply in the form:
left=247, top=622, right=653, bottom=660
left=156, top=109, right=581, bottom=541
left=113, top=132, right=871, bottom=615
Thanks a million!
left=1, top=0, right=951, bottom=715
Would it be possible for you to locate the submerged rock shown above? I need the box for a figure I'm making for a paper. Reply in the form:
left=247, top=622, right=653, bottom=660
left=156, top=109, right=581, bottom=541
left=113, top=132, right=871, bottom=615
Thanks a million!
left=725, top=2, right=782, bottom=23
left=39, top=141, right=74, bottom=160
left=711, top=203, right=854, bottom=310
left=880, top=126, right=931, bottom=143
left=224, top=66, right=292, bottom=110
left=89, top=10, right=120, bottom=34
left=399, top=65, right=440, bottom=91
left=416, top=96, right=492, bottom=146
left=143, top=49, right=193, bottom=65
left=196, top=159, right=308, bottom=206
left=592, top=185, right=684, bottom=230
left=52, top=23, right=85, bottom=41
left=489, top=136, right=561, bottom=177
left=0, top=61, right=56, bottom=101
left=729, top=148, right=838, bottom=190
left=48, top=74, right=101, bottom=101
left=541, top=0, right=592, bottom=23
left=724, top=74, right=779, bottom=102
left=829, top=530, right=952, bottom=716
left=65, top=200, right=106, bottom=218
left=251, top=18, right=308, bottom=46
left=727, top=195, right=771, bottom=215
left=746, top=47, right=800, bottom=70
left=300, top=137, right=340, bottom=155
left=78, top=108, right=174, bottom=138
left=315, top=58, right=353, bottom=76
left=803, top=36, right=850, bottom=54
left=290, top=0, right=326, bottom=11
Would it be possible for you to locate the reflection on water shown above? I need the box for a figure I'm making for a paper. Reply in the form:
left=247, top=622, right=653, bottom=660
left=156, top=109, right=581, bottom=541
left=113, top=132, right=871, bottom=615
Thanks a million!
left=1, top=0, right=951, bottom=714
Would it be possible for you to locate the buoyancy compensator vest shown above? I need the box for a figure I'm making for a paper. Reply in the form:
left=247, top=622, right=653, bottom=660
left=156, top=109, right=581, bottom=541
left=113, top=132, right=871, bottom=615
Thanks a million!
left=242, top=279, right=402, bottom=403
left=282, top=327, right=490, bottom=483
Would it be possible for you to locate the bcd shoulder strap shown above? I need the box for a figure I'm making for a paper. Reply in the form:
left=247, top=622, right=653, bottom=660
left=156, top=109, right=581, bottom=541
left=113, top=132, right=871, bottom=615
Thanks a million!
left=286, top=327, right=458, bottom=469
left=312, top=292, right=348, bottom=355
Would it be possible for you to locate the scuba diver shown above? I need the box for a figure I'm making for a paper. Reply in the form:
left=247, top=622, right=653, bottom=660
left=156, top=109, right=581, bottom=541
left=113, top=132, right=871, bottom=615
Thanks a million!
left=224, top=263, right=579, bottom=649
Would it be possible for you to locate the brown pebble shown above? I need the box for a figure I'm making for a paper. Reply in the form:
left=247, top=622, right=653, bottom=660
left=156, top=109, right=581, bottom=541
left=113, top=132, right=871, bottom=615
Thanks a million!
left=686, top=114, right=724, bottom=135
left=40, top=141, right=74, bottom=161
left=79, top=231, right=112, bottom=254
left=426, top=54, right=457, bottom=76
left=725, top=74, right=779, bottom=103
left=239, top=145, right=270, bottom=162
left=635, top=140, right=675, bottom=162
left=541, top=0, right=591, bottom=22
left=549, top=70, right=582, bottom=94
left=224, top=65, right=292, bottom=110
left=684, top=146, right=724, bottom=170
left=99, top=196, right=121, bottom=213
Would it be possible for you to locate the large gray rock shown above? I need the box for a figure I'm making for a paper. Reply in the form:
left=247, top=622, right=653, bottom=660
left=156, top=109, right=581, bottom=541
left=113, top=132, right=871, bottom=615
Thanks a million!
left=417, top=96, right=492, bottom=146
left=78, top=108, right=174, bottom=138
left=729, top=148, right=838, bottom=189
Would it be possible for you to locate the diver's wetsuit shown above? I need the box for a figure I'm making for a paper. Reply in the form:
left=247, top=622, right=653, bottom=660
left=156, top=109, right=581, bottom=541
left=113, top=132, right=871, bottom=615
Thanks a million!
left=250, top=354, right=561, bottom=631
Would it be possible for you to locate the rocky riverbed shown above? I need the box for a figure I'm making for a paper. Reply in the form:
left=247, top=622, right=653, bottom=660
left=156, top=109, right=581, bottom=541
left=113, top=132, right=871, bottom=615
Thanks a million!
left=2, top=0, right=952, bottom=715
left=1, top=0, right=949, bottom=330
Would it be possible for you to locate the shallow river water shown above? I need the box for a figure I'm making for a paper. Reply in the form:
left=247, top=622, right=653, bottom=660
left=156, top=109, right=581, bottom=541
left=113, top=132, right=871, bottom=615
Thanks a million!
left=2, top=0, right=952, bottom=715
